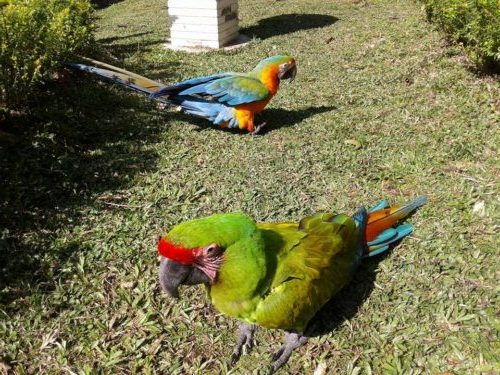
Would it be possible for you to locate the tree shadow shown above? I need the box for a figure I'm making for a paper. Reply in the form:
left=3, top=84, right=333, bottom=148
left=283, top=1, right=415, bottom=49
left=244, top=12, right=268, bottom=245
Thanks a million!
left=93, top=35, right=183, bottom=82
left=0, top=72, right=175, bottom=308
left=241, top=14, right=339, bottom=40
left=68, top=35, right=183, bottom=85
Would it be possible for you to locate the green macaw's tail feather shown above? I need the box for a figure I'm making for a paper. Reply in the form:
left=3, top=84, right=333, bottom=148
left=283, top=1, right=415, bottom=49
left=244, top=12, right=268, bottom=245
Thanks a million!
left=366, top=224, right=414, bottom=257
left=66, top=57, right=168, bottom=102
left=362, top=196, right=427, bottom=258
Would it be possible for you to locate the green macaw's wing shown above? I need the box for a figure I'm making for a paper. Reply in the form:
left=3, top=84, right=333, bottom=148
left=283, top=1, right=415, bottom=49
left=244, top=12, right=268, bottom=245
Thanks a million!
left=209, top=229, right=269, bottom=319
left=254, top=213, right=360, bottom=331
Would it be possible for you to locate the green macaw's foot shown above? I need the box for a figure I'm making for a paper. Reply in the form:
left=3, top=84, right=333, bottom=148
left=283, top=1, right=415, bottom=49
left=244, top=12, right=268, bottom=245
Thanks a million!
left=251, top=122, right=267, bottom=135
left=268, top=331, right=309, bottom=374
left=229, top=323, right=257, bottom=367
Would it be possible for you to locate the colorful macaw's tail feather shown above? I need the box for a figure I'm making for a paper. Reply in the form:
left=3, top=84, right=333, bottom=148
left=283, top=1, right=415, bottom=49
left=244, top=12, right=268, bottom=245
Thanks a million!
left=363, top=196, right=427, bottom=257
left=66, top=57, right=168, bottom=102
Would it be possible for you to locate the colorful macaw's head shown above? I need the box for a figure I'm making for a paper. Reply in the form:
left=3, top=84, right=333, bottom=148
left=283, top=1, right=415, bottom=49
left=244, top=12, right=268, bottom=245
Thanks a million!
left=157, top=237, right=224, bottom=298
left=254, top=55, right=297, bottom=82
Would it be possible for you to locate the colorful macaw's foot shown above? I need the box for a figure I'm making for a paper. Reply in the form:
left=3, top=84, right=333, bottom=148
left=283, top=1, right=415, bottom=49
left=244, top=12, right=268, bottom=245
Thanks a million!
left=269, top=331, right=309, bottom=374
left=230, top=323, right=257, bottom=366
left=251, top=122, right=267, bottom=135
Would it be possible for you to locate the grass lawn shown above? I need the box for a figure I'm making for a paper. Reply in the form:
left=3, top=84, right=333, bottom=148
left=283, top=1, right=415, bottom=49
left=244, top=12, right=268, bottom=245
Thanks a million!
left=1, top=0, right=499, bottom=373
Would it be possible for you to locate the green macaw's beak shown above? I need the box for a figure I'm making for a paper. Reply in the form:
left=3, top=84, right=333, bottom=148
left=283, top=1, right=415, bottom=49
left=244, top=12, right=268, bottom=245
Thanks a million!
left=278, top=63, right=297, bottom=82
left=158, top=258, right=210, bottom=298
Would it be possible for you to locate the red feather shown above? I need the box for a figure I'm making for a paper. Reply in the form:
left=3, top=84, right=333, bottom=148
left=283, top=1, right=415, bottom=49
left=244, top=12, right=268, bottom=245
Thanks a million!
left=158, top=238, right=195, bottom=264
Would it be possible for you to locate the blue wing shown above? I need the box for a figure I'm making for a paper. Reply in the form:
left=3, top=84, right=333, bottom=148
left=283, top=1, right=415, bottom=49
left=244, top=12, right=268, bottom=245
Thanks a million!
left=150, top=73, right=233, bottom=99
left=180, top=76, right=270, bottom=106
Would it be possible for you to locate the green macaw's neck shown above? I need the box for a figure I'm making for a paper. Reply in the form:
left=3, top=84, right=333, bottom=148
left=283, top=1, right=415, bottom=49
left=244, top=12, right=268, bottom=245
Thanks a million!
left=209, top=222, right=305, bottom=324
left=167, top=213, right=271, bottom=320
left=208, top=228, right=272, bottom=321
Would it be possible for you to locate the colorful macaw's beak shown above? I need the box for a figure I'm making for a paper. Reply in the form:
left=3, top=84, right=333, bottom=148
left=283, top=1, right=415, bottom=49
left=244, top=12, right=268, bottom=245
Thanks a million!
left=158, top=258, right=211, bottom=298
left=279, top=63, right=297, bottom=82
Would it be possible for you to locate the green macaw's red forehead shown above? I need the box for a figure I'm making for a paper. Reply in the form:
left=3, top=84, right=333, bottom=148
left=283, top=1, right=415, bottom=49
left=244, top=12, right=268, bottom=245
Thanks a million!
left=158, top=238, right=195, bottom=264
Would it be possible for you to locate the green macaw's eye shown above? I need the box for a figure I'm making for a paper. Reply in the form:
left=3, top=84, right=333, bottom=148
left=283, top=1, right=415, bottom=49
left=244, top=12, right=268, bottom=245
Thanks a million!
left=205, top=243, right=221, bottom=253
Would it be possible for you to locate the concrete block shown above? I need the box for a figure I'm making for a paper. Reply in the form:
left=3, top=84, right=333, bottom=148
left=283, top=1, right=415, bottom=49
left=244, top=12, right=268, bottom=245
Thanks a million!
left=167, top=0, right=241, bottom=49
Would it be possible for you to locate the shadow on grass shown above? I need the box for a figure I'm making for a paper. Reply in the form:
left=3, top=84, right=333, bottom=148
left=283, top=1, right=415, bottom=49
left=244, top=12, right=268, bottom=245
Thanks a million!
left=0, top=73, right=175, bottom=308
left=263, top=106, right=336, bottom=133
left=91, top=0, right=124, bottom=9
left=98, top=32, right=154, bottom=45
left=309, top=252, right=392, bottom=338
left=241, top=14, right=339, bottom=39
left=93, top=35, right=183, bottom=82
left=100, top=37, right=166, bottom=63
left=170, top=105, right=336, bottom=134
left=69, top=37, right=183, bottom=86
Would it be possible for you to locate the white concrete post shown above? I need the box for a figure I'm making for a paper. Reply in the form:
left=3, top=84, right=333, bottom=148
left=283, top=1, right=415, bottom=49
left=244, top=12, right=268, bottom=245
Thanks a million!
left=167, top=0, right=245, bottom=50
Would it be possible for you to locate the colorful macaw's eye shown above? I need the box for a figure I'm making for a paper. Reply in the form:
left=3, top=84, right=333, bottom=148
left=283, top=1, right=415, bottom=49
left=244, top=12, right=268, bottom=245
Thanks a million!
left=278, top=62, right=297, bottom=81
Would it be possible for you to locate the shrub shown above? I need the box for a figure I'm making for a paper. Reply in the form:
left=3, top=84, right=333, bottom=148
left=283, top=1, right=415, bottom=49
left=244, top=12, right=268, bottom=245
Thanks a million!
left=0, top=0, right=95, bottom=108
left=421, top=0, right=500, bottom=70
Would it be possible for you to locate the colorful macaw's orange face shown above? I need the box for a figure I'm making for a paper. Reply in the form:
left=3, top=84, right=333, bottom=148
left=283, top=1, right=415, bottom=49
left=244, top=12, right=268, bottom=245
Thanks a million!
left=255, top=55, right=297, bottom=83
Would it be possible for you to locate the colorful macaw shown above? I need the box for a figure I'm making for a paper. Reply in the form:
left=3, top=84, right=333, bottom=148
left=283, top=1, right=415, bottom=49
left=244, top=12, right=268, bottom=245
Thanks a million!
left=157, top=196, right=427, bottom=373
left=67, top=55, right=297, bottom=134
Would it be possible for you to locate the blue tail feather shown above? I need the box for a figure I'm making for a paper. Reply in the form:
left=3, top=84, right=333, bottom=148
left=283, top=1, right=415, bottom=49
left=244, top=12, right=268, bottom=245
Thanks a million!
left=367, top=227, right=398, bottom=246
left=352, top=207, right=368, bottom=262
left=365, top=224, right=414, bottom=257
left=368, top=199, right=390, bottom=213
left=367, top=245, right=389, bottom=257
left=361, top=195, right=427, bottom=258
left=352, top=207, right=368, bottom=230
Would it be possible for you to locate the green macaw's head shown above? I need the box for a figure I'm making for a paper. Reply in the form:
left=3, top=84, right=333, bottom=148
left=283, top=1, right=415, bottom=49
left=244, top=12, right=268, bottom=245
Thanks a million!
left=255, top=55, right=297, bottom=82
left=157, top=238, right=223, bottom=298
left=157, top=213, right=257, bottom=298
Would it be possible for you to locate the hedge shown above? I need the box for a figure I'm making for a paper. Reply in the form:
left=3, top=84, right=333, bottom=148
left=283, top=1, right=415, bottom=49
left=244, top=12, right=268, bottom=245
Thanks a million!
left=421, top=0, right=500, bottom=70
left=0, top=0, right=95, bottom=108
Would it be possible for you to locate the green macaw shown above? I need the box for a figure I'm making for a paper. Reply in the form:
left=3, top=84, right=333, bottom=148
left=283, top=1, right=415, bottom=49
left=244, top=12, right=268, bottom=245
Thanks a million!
left=158, top=196, right=427, bottom=372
